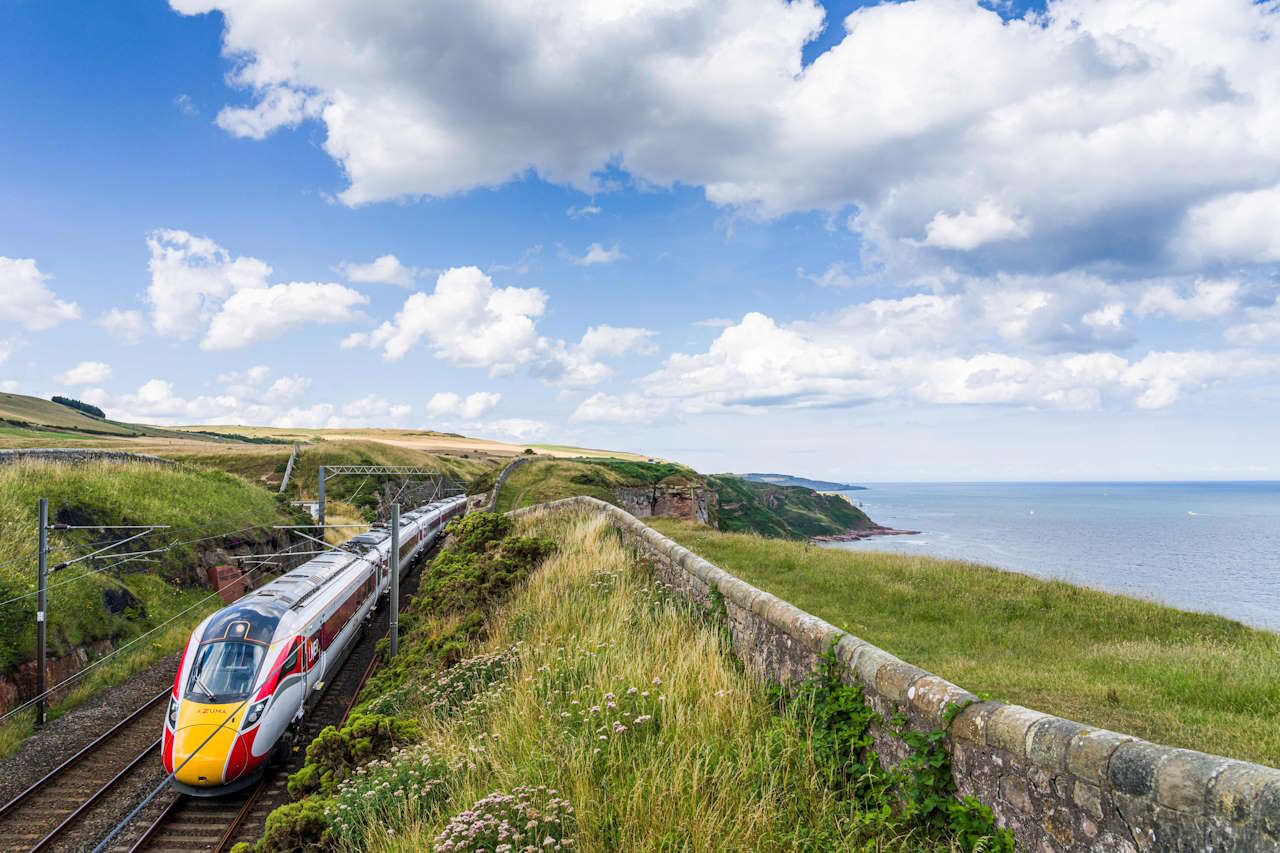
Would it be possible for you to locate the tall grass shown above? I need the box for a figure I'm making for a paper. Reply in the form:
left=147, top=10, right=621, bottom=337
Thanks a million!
left=651, top=519, right=1280, bottom=769
left=336, top=510, right=952, bottom=852
left=0, top=460, right=298, bottom=754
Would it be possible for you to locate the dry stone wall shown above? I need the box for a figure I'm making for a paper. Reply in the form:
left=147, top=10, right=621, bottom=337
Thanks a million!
left=516, top=496, right=1280, bottom=852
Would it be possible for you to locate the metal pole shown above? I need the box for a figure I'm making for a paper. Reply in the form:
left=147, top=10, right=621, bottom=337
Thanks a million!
left=317, top=465, right=326, bottom=532
left=36, top=498, right=47, bottom=727
left=389, top=502, right=399, bottom=659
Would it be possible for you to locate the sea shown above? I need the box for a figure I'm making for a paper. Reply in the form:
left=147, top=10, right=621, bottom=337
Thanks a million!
left=825, top=482, right=1280, bottom=631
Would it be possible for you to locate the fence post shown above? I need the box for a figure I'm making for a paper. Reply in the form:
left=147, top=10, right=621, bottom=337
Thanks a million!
left=36, top=497, right=48, bottom=727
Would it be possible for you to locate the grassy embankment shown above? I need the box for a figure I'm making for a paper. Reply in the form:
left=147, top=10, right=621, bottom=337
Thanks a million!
left=0, top=460, right=304, bottom=752
left=244, top=509, right=1005, bottom=852
left=494, top=457, right=874, bottom=539
left=651, top=519, right=1280, bottom=769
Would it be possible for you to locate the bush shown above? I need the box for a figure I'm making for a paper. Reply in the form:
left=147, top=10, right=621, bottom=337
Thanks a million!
left=287, top=712, right=420, bottom=798
left=253, top=798, right=333, bottom=853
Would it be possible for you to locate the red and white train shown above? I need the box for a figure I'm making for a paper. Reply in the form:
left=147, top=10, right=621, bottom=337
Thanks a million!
left=162, top=495, right=467, bottom=795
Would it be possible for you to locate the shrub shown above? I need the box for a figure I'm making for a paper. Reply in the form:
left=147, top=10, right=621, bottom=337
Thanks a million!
left=252, top=798, right=333, bottom=853
left=433, top=786, right=576, bottom=852
left=287, top=712, right=420, bottom=798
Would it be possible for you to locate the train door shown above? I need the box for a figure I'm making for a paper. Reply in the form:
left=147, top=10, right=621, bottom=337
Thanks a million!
left=305, top=628, right=322, bottom=693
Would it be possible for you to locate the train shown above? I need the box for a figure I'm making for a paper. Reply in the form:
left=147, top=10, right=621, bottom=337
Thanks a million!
left=162, top=495, right=467, bottom=795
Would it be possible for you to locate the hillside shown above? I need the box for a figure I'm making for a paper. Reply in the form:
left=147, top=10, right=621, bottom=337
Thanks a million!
left=492, top=457, right=876, bottom=539
left=742, top=472, right=865, bottom=491
left=240, top=508, right=1004, bottom=852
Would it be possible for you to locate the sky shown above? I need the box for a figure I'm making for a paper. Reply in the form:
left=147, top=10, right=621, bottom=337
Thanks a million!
left=2, top=0, right=1280, bottom=482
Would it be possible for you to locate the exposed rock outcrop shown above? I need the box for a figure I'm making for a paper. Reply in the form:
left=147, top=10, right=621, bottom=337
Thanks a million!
left=613, top=484, right=716, bottom=524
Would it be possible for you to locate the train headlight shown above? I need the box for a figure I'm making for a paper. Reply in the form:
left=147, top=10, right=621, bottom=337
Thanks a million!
left=242, top=698, right=270, bottom=730
left=167, top=696, right=178, bottom=729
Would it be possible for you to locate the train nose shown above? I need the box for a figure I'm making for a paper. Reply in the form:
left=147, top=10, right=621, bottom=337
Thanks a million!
left=172, top=704, right=246, bottom=788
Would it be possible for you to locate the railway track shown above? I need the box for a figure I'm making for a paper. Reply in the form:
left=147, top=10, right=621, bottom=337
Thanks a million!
left=111, top=551, right=430, bottom=853
left=0, top=691, right=170, bottom=853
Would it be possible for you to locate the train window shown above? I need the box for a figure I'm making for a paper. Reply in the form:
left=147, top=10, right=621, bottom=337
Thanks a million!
left=283, top=642, right=300, bottom=675
left=185, top=640, right=266, bottom=703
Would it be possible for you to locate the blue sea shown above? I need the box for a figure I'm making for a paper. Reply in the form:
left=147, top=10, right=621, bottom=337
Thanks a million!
left=826, top=482, right=1280, bottom=631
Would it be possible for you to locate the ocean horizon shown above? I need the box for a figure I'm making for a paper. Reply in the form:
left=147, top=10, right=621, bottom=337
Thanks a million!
left=827, top=480, right=1280, bottom=631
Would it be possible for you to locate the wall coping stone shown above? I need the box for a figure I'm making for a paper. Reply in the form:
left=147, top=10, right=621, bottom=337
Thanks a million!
left=512, top=495, right=1280, bottom=851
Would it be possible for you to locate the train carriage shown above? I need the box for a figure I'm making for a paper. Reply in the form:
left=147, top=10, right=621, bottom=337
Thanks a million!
left=162, top=495, right=466, bottom=795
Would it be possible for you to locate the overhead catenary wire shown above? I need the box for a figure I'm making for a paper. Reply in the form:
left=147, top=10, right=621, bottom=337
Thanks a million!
left=0, top=552, right=287, bottom=726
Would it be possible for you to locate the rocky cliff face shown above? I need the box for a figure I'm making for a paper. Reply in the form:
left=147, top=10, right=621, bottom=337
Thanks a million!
left=613, top=484, right=716, bottom=524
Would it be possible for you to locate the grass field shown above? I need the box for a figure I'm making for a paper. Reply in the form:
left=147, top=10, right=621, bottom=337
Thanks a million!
left=650, top=519, right=1280, bottom=769
left=254, top=509, right=983, bottom=852
left=494, top=457, right=698, bottom=513
left=0, top=459, right=303, bottom=750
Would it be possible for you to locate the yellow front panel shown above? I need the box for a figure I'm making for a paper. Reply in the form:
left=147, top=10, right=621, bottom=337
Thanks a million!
left=172, top=702, right=243, bottom=787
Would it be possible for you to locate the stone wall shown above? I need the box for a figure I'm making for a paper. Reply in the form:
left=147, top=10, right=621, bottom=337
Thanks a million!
left=517, top=497, right=1280, bottom=852
left=613, top=484, right=715, bottom=524
left=0, top=448, right=175, bottom=466
left=486, top=456, right=534, bottom=511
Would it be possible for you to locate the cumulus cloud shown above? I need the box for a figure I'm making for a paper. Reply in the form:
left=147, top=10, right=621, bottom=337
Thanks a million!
left=177, top=0, right=1280, bottom=280
left=426, top=391, right=501, bottom=420
left=634, top=301, right=1275, bottom=414
left=342, top=266, right=546, bottom=367
left=578, top=325, right=657, bottom=359
left=1177, top=186, right=1280, bottom=265
left=143, top=229, right=365, bottom=348
left=202, top=281, right=367, bottom=350
left=98, top=308, right=147, bottom=344
left=566, top=203, right=601, bottom=219
left=565, top=242, right=624, bottom=266
left=338, top=254, right=417, bottom=287
left=342, top=266, right=635, bottom=386
left=56, top=361, right=113, bottom=385
left=572, top=391, right=669, bottom=424
left=1136, top=279, right=1239, bottom=321
left=918, top=200, right=1030, bottom=251
left=0, top=257, right=80, bottom=330
left=1226, top=297, right=1280, bottom=346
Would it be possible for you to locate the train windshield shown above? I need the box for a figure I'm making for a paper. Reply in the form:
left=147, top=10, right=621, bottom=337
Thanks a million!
left=185, top=640, right=266, bottom=703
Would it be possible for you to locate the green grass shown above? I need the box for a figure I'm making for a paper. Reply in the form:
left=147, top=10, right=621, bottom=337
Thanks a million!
left=494, top=458, right=698, bottom=513
left=254, top=509, right=968, bottom=852
left=710, top=474, right=874, bottom=539
left=650, top=519, right=1280, bottom=769
left=0, top=460, right=299, bottom=673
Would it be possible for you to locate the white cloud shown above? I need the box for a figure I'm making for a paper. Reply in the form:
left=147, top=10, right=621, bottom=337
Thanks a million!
left=1226, top=297, right=1280, bottom=346
left=566, top=204, right=601, bottom=219
left=266, top=375, right=311, bottom=400
left=919, top=200, right=1030, bottom=251
left=1177, top=185, right=1280, bottom=265
left=215, top=86, right=325, bottom=140
left=326, top=393, right=413, bottom=427
left=636, top=305, right=1275, bottom=414
left=98, top=308, right=147, bottom=344
left=143, top=229, right=366, bottom=349
left=1136, top=279, right=1239, bottom=321
left=797, top=262, right=857, bottom=289
left=578, top=325, right=657, bottom=359
left=476, top=418, right=549, bottom=442
left=0, top=339, right=19, bottom=365
left=145, top=228, right=272, bottom=338
left=202, top=281, right=367, bottom=350
left=343, top=266, right=545, bottom=367
left=338, top=254, right=417, bottom=287
left=565, top=242, right=624, bottom=267
left=56, top=361, right=113, bottom=385
left=426, top=391, right=501, bottom=420
left=0, top=257, right=80, bottom=330
left=174, top=93, right=198, bottom=116
left=177, top=0, right=1280, bottom=280
left=572, top=392, right=669, bottom=424
left=693, top=317, right=734, bottom=328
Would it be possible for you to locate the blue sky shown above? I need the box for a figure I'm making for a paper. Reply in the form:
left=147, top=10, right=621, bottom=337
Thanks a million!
left=3, top=0, right=1280, bottom=481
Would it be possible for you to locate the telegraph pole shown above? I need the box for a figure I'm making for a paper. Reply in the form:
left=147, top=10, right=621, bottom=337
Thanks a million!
left=317, top=465, right=326, bottom=531
left=36, top=498, right=47, bottom=727
left=389, top=502, right=399, bottom=659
